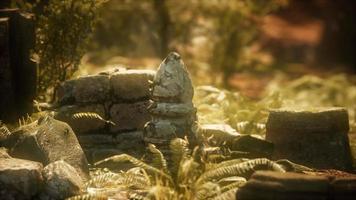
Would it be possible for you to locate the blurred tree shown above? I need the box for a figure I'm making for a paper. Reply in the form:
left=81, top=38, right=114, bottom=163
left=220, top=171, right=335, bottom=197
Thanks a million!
left=34, top=0, right=106, bottom=99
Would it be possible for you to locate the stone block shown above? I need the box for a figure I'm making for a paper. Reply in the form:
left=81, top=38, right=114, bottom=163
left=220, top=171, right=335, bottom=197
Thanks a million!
left=58, top=75, right=110, bottom=104
left=109, top=101, right=150, bottom=132
left=0, top=157, right=43, bottom=199
left=266, top=108, right=353, bottom=170
left=54, top=104, right=107, bottom=134
left=110, top=69, right=155, bottom=101
left=236, top=171, right=329, bottom=200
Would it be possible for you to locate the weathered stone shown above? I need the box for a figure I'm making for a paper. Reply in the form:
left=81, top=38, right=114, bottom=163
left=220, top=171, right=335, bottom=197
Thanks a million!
left=41, top=160, right=83, bottom=200
left=110, top=69, right=155, bottom=101
left=152, top=52, right=194, bottom=103
left=54, top=104, right=107, bottom=134
left=149, top=102, right=196, bottom=117
left=144, top=52, right=197, bottom=148
left=114, top=131, right=144, bottom=149
left=59, top=75, right=110, bottom=104
left=77, top=134, right=115, bottom=146
left=231, top=135, right=274, bottom=158
left=56, top=79, right=76, bottom=105
left=266, top=108, right=352, bottom=170
left=236, top=171, right=329, bottom=200
left=199, top=124, right=240, bottom=145
left=5, top=116, right=89, bottom=181
left=91, top=148, right=123, bottom=163
left=109, top=101, right=150, bottom=132
left=0, top=157, right=43, bottom=199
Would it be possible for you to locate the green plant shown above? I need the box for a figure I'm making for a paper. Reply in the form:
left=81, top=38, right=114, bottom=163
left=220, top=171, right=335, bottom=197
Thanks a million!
left=35, top=0, right=106, bottom=97
left=69, top=138, right=286, bottom=200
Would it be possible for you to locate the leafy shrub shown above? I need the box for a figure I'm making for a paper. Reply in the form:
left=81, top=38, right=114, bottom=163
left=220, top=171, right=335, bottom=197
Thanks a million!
left=35, top=0, right=106, bottom=97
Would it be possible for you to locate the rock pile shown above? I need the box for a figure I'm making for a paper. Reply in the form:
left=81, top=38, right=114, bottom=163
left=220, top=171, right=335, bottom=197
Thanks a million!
left=54, top=68, right=155, bottom=162
left=0, top=117, right=86, bottom=199
left=143, top=52, right=197, bottom=150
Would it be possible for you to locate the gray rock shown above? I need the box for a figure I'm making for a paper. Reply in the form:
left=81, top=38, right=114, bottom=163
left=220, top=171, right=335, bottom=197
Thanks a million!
left=149, top=102, right=195, bottom=117
left=77, top=134, right=115, bottom=147
left=110, top=69, right=155, bottom=101
left=199, top=124, right=240, bottom=145
left=0, top=157, right=43, bottom=199
left=231, top=135, right=274, bottom=158
left=6, top=116, right=89, bottom=181
left=109, top=101, right=150, bottom=132
left=41, top=160, right=83, bottom=200
left=54, top=104, right=107, bottom=134
left=152, top=52, right=194, bottom=103
left=56, top=79, right=76, bottom=105
left=71, top=75, right=110, bottom=103
left=266, top=107, right=352, bottom=170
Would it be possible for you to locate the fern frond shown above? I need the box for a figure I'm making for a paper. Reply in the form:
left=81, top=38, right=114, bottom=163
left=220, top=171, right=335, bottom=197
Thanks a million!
left=115, top=172, right=151, bottom=189
left=94, top=154, right=172, bottom=183
left=129, top=192, right=146, bottom=200
left=65, top=193, right=107, bottom=200
left=209, top=188, right=238, bottom=200
left=196, top=158, right=285, bottom=185
left=170, top=138, right=190, bottom=177
left=144, top=185, right=178, bottom=200
left=72, top=112, right=116, bottom=125
left=206, top=158, right=249, bottom=171
left=194, top=181, right=220, bottom=200
left=0, top=124, right=11, bottom=140
left=148, top=144, right=169, bottom=174
left=84, top=172, right=121, bottom=188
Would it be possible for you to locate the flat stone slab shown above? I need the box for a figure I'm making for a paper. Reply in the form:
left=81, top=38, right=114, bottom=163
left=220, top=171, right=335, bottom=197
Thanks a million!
left=236, top=171, right=356, bottom=200
left=266, top=107, right=352, bottom=170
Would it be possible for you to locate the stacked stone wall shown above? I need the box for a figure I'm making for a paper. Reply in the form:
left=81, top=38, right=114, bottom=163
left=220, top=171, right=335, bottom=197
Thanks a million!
left=54, top=69, right=155, bottom=162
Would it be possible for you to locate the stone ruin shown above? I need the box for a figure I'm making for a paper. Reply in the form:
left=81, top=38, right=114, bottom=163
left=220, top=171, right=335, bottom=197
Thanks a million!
left=54, top=68, right=155, bottom=162
left=143, top=52, right=197, bottom=150
left=1, top=51, right=356, bottom=199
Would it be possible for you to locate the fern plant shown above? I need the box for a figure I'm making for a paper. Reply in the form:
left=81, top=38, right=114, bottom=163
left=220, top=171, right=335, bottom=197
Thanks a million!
left=68, top=138, right=287, bottom=200
left=72, top=112, right=116, bottom=126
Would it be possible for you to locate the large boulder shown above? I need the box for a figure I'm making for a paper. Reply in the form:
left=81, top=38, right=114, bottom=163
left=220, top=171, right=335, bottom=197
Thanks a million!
left=4, top=116, right=89, bottom=181
left=0, top=157, right=43, bottom=200
left=110, top=69, right=155, bottom=101
left=40, top=160, right=83, bottom=200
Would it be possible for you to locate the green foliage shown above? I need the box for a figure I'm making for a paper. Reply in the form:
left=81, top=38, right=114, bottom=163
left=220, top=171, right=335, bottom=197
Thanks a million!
left=35, top=0, right=106, bottom=96
left=194, top=86, right=282, bottom=135
left=77, top=138, right=288, bottom=200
